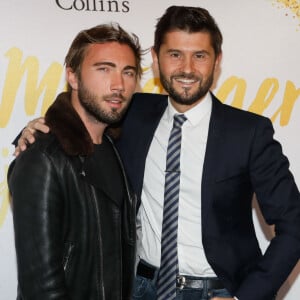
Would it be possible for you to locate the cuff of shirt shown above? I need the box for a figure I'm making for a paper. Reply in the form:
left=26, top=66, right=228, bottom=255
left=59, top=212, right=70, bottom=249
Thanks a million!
left=234, top=297, right=239, bottom=300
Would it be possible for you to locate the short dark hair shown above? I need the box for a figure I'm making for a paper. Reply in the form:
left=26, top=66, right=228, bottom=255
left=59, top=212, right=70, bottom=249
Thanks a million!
left=154, top=6, right=223, bottom=56
left=65, top=23, right=142, bottom=79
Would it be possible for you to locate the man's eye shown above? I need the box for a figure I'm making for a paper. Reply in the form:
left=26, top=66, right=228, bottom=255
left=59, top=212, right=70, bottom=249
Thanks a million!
left=124, top=71, right=135, bottom=77
left=98, top=67, right=109, bottom=72
left=170, top=52, right=180, bottom=58
left=195, top=53, right=207, bottom=60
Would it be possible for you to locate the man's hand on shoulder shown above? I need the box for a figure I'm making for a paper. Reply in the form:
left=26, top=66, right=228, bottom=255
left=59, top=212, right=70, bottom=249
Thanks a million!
left=14, top=117, right=50, bottom=156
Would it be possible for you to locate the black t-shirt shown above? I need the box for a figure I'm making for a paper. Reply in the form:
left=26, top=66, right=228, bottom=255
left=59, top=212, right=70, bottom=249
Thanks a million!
left=84, top=137, right=124, bottom=206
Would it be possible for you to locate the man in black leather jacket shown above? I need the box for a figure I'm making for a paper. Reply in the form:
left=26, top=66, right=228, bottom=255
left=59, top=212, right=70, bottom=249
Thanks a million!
left=8, top=23, right=141, bottom=300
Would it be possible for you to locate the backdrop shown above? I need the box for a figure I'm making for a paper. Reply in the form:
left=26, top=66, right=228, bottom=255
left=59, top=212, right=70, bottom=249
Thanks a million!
left=0, top=1, right=299, bottom=299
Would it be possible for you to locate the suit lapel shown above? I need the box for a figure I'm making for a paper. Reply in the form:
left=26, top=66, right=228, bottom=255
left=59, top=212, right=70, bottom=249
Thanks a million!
left=121, top=93, right=168, bottom=198
left=201, top=95, right=225, bottom=226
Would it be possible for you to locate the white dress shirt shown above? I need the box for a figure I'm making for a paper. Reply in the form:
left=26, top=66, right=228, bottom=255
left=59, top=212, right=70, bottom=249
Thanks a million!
left=137, top=92, right=216, bottom=277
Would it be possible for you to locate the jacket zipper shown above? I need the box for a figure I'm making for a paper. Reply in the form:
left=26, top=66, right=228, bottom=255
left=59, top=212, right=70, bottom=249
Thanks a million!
left=63, top=243, right=74, bottom=272
left=106, top=134, right=137, bottom=223
left=106, top=134, right=137, bottom=298
left=79, top=155, right=105, bottom=299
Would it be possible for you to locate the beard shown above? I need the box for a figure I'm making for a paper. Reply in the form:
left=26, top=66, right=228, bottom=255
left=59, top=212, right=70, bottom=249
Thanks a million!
left=77, top=79, right=128, bottom=125
left=159, top=69, right=214, bottom=106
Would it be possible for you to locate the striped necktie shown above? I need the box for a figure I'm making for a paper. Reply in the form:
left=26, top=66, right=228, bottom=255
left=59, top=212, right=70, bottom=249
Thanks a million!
left=157, top=114, right=187, bottom=300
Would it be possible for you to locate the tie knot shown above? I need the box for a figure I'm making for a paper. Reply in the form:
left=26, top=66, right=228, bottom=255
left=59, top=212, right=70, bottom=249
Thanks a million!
left=173, top=114, right=187, bottom=128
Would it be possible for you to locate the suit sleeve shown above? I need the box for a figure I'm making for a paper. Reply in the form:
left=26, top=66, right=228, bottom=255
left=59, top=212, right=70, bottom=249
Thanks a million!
left=235, top=117, right=300, bottom=299
left=8, top=147, right=69, bottom=300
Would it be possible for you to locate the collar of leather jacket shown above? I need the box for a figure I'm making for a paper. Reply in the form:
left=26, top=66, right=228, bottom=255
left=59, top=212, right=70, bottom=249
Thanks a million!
left=45, top=91, right=94, bottom=156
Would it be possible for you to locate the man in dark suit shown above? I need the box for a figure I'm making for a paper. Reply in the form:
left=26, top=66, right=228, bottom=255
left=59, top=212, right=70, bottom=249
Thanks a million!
left=15, top=6, right=300, bottom=300
left=115, top=6, right=300, bottom=300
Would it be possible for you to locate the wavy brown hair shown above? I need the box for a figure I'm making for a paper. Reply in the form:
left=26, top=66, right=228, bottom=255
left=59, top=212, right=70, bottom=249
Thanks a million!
left=65, top=23, right=142, bottom=91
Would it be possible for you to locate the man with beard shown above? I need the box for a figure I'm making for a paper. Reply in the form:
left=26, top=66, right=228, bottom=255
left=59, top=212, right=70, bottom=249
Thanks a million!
left=14, top=6, right=300, bottom=300
left=8, top=23, right=141, bottom=300
left=117, top=6, right=300, bottom=300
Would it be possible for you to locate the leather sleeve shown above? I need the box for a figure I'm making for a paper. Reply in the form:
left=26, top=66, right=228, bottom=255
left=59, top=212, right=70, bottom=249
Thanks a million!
left=235, top=117, right=300, bottom=299
left=8, top=146, right=69, bottom=299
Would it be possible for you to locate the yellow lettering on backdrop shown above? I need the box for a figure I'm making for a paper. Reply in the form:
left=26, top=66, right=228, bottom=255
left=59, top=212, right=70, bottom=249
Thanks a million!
left=215, top=76, right=247, bottom=109
left=143, top=77, right=164, bottom=94
left=215, top=76, right=300, bottom=125
left=271, top=80, right=300, bottom=125
left=142, top=66, right=165, bottom=94
left=248, top=78, right=279, bottom=114
left=0, top=47, right=63, bottom=128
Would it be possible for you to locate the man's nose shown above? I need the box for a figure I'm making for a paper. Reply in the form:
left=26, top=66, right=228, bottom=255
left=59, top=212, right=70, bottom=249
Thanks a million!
left=181, top=56, right=194, bottom=73
left=111, top=72, right=125, bottom=92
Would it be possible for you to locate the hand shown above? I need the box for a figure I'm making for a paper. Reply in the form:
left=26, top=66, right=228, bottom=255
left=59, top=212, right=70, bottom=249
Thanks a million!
left=14, top=117, right=49, bottom=156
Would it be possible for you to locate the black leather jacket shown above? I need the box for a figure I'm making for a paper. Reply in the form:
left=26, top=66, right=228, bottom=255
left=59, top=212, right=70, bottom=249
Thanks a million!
left=8, top=92, right=136, bottom=300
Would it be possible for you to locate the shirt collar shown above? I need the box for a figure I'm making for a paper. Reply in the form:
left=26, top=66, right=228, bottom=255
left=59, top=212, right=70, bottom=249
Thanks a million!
left=165, top=92, right=212, bottom=126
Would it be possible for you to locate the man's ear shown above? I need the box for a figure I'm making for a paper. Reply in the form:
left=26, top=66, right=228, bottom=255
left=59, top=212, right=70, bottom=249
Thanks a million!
left=66, top=67, right=78, bottom=90
left=151, top=47, right=159, bottom=68
left=215, top=52, right=222, bottom=71
left=211, top=52, right=222, bottom=90
left=151, top=47, right=160, bottom=77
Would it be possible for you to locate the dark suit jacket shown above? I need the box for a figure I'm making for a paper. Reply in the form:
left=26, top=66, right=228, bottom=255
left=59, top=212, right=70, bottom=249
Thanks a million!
left=116, top=92, right=300, bottom=300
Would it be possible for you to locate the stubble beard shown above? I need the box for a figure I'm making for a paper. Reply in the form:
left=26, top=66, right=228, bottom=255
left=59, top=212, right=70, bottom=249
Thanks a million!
left=77, top=80, right=128, bottom=125
left=159, top=70, right=214, bottom=106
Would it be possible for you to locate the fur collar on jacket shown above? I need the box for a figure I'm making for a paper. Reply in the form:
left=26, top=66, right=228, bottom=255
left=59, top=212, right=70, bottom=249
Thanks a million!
left=45, top=92, right=94, bottom=156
